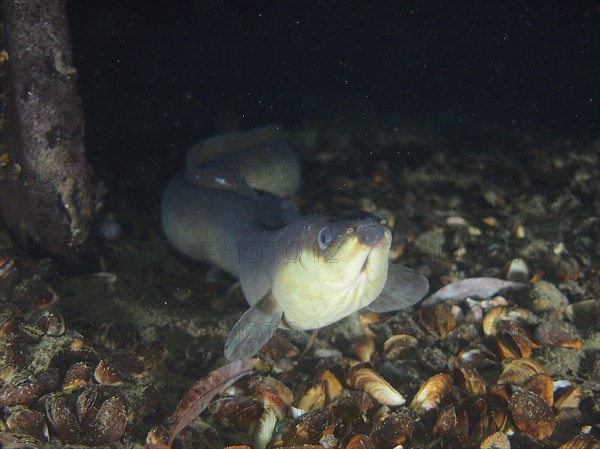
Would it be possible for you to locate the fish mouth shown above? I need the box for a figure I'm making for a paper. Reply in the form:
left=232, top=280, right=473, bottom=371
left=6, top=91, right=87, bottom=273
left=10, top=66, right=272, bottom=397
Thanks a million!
left=357, top=247, right=380, bottom=282
left=359, top=249, right=372, bottom=273
left=355, top=226, right=391, bottom=280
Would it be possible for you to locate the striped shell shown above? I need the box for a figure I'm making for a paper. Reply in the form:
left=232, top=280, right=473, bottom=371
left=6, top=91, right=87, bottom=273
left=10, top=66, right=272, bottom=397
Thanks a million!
left=348, top=364, right=406, bottom=406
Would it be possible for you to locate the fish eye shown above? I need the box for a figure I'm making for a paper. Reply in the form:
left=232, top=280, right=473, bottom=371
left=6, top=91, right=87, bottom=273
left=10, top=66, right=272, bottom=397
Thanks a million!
left=346, top=226, right=355, bottom=234
left=317, top=226, right=333, bottom=250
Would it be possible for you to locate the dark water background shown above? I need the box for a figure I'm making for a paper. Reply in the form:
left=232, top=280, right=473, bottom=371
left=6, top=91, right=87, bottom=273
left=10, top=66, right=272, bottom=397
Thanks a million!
left=67, top=1, right=599, bottom=207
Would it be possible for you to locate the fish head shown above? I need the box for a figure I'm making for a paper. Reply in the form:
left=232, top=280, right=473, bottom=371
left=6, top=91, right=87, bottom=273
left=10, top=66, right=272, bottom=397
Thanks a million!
left=271, top=211, right=392, bottom=330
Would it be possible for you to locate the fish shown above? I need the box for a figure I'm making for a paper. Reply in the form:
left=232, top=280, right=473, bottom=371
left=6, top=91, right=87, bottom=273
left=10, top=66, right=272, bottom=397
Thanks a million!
left=161, top=125, right=429, bottom=360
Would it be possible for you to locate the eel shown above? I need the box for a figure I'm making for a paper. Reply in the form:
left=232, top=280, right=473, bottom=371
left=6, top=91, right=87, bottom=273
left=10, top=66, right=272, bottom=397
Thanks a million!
left=161, top=125, right=429, bottom=360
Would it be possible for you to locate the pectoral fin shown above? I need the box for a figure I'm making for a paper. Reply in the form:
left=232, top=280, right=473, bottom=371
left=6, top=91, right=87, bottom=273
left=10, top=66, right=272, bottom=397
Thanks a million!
left=366, top=264, right=429, bottom=313
left=224, top=291, right=283, bottom=361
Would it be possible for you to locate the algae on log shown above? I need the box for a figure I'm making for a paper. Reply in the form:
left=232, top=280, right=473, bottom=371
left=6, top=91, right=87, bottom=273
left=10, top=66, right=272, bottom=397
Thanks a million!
left=0, top=0, right=94, bottom=256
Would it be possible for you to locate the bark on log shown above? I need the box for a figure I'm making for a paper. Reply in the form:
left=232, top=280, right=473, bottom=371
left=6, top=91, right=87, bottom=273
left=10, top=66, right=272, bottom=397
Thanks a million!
left=0, top=0, right=93, bottom=256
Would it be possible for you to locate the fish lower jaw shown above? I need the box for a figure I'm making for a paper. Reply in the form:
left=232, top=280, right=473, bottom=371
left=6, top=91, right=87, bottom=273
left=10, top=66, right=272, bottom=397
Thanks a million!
left=281, top=294, right=363, bottom=330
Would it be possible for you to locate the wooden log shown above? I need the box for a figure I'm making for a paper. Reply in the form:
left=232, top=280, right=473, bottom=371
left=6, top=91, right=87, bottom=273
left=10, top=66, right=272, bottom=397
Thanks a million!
left=0, top=0, right=94, bottom=256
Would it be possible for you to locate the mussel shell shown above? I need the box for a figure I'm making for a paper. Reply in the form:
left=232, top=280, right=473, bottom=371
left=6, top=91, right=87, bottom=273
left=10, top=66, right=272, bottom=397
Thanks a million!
left=523, top=373, right=554, bottom=407
left=497, top=358, right=546, bottom=386
left=5, top=406, right=49, bottom=442
left=348, top=363, right=406, bottom=406
left=565, top=299, right=600, bottom=328
left=45, top=394, right=81, bottom=443
left=557, top=435, right=600, bottom=449
left=80, top=396, right=128, bottom=446
left=411, top=373, right=453, bottom=412
left=0, top=374, right=44, bottom=407
left=209, top=396, right=263, bottom=430
left=508, top=390, right=554, bottom=440
left=370, top=411, right=414, bottom=449
left=63, top=362, right=94, bottom=392
left=454, top=359, right=487, bottom=396
left=480, top=431, right=511, bottom=449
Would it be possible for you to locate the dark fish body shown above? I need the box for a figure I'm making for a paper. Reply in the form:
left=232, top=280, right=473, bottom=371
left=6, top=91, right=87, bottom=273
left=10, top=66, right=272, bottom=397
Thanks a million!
left=162, top=172, right=298, bottom=303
